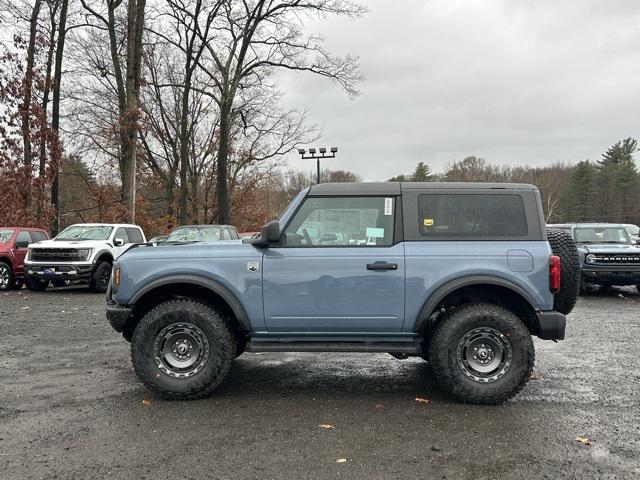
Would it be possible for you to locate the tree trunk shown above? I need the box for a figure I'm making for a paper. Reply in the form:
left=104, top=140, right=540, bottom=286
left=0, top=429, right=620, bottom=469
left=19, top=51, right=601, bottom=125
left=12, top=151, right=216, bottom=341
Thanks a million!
left=216, top=99, right=232, bottom=224
left=178, top=71, right=192, bottom=225
left=21, top=0, right=43, bottom=205
left=50, top=0, right=68, bottom=236
left=118, top=0, right=146, bottom=223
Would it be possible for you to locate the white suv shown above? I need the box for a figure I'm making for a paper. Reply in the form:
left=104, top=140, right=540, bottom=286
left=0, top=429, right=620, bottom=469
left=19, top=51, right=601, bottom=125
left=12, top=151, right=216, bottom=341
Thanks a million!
left=25, top=223, right=146, bottom=292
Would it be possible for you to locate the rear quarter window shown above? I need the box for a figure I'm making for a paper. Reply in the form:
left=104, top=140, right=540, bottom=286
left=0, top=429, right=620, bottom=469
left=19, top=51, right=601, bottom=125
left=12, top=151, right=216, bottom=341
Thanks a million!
left=418, top=194, right=528, bottom=239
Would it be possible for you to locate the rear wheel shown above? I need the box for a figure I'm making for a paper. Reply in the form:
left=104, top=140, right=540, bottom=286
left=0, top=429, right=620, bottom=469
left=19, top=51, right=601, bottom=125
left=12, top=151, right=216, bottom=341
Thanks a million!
left=428, top=303, right=534, bottom=405
left=89, top=261, right=111, bottom=293
left=0, top=262, right=12, bottom=291
left=26, top=276, right=49, bottom=292
left=546, top=229, right=580, bottom=314
left=131, top=299, right=236, bottom=400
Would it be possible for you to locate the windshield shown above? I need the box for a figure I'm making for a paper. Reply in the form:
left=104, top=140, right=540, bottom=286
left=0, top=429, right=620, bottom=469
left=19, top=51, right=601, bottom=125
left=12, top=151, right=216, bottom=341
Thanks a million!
left=56, top=225, right=113, bottom=241
left=625, top=225, right=640, bottom=236
left=574, top=227, right=631, bottom=244
left=0, top=229, right=15, bottom=243
left=166, top=227, right=221, bottom=242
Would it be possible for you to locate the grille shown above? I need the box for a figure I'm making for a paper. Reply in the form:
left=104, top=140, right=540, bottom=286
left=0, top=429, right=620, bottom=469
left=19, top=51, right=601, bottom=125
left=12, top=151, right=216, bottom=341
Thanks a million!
left=593, top=253, right=640, bottom=265
left=31, top=249, right=83, bottom=262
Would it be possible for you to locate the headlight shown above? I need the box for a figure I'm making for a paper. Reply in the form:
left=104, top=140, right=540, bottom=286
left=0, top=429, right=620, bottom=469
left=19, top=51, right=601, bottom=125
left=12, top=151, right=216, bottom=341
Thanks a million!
left=113, top=266, right=121, bottom=286
left=585, top=254, right=597, bottom=264
left=26, top=248, right=32, bottom=261
left=77, top=248, right=92, bottom=261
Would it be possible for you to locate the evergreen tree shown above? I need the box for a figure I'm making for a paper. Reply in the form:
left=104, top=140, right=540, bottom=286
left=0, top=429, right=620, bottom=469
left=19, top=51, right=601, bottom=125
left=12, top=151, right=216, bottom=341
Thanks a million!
left=564, top=160, right=599, bottom=221
left=411, top=162, right=433, bottom=181
left=597, top=138, right=639, bottom=222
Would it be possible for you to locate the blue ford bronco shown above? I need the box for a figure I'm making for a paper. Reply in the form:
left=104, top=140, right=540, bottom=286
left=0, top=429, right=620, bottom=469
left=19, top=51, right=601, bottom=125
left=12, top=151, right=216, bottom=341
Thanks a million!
left=106, top=183, right=579, bottom=404
left=548, top=223, right=640, bottom=294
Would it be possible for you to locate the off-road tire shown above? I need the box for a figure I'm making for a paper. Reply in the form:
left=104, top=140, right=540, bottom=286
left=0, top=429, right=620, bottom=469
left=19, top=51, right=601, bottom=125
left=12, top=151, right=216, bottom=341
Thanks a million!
left=546, top=229, right=580, bottom=314
left=89, top=261, right=112, bottom=293
left=636, top=284, right=640, bottom=294
left=26, top=276, right=49, bottom=292
left=428, top=303, right=535, bottom=405
left=579, top=275, right=589, bottom=296
left=131, top=299, right=236, bottom=400
left=0, top=262, right=13, bottom=291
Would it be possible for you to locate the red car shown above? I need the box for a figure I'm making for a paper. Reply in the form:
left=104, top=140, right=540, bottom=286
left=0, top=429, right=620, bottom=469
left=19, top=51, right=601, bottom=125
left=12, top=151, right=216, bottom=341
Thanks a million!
left=0, top=227, right=49, bottom=291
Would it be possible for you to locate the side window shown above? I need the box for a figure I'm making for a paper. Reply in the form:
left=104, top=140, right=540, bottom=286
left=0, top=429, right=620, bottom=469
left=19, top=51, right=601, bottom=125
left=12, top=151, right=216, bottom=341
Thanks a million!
left=114, top=228, right=130, bottom=244
left=16, top=231, right=32, bottom=247
left=418, top=194, right=528, bottom=239
left=126, top=228, right=144, bottom=244
left=30, top=231, right=47, bottom=242
left=222, top=229, right=232, bottom=240
left=283, top=196, right=395, bottom=247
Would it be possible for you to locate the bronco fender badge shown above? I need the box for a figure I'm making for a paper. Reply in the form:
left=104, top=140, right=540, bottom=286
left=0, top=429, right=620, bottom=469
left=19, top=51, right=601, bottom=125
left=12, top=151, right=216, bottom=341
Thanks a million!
left=247, top=262, right=259, bottom=272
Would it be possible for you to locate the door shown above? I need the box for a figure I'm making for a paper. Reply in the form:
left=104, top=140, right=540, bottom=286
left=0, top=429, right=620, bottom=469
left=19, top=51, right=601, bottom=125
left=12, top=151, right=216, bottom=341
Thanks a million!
left=262, top=196, right=405, bottom=333
left=13, top=231, right=32, bottom=276
left=112, top=228, right=131, bottom=258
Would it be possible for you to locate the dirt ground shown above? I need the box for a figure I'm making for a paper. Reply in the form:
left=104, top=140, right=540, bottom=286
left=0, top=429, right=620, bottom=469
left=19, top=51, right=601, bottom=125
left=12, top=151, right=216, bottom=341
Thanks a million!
left=1, top=285, right=639, bottom=480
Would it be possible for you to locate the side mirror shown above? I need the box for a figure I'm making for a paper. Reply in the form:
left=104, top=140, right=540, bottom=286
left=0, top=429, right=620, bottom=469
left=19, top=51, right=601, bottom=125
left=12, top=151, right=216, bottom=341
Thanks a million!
left=114, top=238, right=125, bottom=247
left=15, top=241, right=29, bottom=249
left=259, top=221, right=281, bottom=246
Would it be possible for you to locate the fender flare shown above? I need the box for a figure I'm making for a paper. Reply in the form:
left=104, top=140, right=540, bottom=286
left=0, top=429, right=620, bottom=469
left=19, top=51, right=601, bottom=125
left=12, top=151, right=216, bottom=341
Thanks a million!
left=94, top=250, right=114, bottom=263
left=413, top=275, right=538, bottom=332
left=129, top=274, right=251, bottom=332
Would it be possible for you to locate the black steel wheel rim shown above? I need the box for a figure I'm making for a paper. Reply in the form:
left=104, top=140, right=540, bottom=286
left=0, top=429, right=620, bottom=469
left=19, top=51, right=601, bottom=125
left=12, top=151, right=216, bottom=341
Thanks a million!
left=99, top=267, right=111, bottom=288
left=0, top=265, right=9, bottom=290
left=153, top=323, right=209, bottom=378
left=456, top=327, right=512, bottom=383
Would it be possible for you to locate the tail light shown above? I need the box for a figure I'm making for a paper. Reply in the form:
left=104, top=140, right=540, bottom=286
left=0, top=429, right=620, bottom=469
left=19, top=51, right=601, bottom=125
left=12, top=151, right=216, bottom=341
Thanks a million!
left=549, top=255, right=561, bottom=294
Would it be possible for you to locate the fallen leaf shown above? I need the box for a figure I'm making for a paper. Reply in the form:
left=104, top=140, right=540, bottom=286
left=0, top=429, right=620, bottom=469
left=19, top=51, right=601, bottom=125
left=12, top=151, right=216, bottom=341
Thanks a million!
left=319, top=424, right=335, bottom=429
left=415, top=397, right=431, bottom=404
left=336, top=458, right=347, bottom=464
left=374, top=403, right=384, bottom=410
left=575, top=435, right=591, bottom=446
left=142, top=399, right=151, bottom=406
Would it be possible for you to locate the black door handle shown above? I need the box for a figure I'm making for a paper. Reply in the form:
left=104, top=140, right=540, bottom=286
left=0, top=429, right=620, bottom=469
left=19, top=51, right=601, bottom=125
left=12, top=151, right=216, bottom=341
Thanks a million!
left=367, top=262, right=398, bottom=271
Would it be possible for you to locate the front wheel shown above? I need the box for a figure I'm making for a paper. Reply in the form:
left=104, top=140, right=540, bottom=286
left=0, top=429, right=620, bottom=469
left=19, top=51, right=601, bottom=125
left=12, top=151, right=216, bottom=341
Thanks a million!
left=131, top=299, right=236, bottom=400
left=428, top=303, right=534, bottom=405
left=0, top=262, right=13, bottom=291
left=26, top=276, right=49, bottom=292
left=89, top=261, right=112, bottom=293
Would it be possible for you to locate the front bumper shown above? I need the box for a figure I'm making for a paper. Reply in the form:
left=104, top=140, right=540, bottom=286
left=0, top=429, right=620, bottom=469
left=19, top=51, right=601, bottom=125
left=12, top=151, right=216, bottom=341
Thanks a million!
left=536, top=311, right=566, bottom=340
left=581, top=264, right=640, bottom=286
left=25, top=262, right=94, bottom=281
left=106, top=300, right=132, bottom=332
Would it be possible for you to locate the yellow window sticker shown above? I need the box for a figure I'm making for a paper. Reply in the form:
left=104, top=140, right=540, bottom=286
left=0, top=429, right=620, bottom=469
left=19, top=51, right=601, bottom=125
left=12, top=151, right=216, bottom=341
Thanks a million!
left=423, top=218, right=434, bottom=227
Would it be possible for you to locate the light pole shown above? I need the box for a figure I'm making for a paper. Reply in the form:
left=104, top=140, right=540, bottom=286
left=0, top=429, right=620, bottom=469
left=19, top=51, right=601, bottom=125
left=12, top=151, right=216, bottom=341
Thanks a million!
left=298, top=147, right=338, bottom=184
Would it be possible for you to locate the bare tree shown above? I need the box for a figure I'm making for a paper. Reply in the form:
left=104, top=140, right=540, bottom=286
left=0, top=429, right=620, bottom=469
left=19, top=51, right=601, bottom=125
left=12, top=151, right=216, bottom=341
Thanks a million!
left=193, top=0, right=364, bottom=223
left=80, top=0, right=146, bottom=222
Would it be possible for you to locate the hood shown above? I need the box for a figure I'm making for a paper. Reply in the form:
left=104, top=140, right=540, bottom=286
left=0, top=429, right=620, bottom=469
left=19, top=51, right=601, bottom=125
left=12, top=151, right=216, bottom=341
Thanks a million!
left=581, top=243, right=640, bottom=254
left=30, top=239, right=112, bottom=249
left=119, top=239, right=253, bottom=261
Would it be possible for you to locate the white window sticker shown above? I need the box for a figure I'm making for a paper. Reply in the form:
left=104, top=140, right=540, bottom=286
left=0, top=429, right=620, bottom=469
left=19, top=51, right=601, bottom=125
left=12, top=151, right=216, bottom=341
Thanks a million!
left=366, top=227, right=385, bottom=238
left=384, top=198, right=393, bottom=216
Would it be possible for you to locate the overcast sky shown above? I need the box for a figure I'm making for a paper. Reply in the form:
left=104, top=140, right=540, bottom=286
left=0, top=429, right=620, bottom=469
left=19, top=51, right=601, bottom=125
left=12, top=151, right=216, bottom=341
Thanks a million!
left=278, top=0, right=640, bottom=181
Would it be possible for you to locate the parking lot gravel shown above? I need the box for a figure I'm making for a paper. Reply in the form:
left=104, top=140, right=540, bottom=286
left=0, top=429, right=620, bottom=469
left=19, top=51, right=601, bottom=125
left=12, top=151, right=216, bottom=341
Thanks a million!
left=1, top=286, right=639, bottom=479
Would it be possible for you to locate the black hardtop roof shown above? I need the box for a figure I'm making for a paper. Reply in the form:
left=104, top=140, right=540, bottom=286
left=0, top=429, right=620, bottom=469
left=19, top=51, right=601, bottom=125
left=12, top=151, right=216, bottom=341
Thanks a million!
left=308, top=182, right=539, bottom=196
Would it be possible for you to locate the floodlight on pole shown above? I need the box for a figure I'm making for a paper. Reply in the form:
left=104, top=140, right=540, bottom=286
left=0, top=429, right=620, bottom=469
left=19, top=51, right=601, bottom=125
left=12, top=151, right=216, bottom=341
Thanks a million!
left=297, top=146, right=339, bottom=184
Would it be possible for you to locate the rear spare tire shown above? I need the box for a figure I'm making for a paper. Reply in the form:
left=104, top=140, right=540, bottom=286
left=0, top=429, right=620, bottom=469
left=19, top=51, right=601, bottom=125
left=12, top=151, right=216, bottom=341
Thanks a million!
left=546, top=229, right=580, bottom=314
